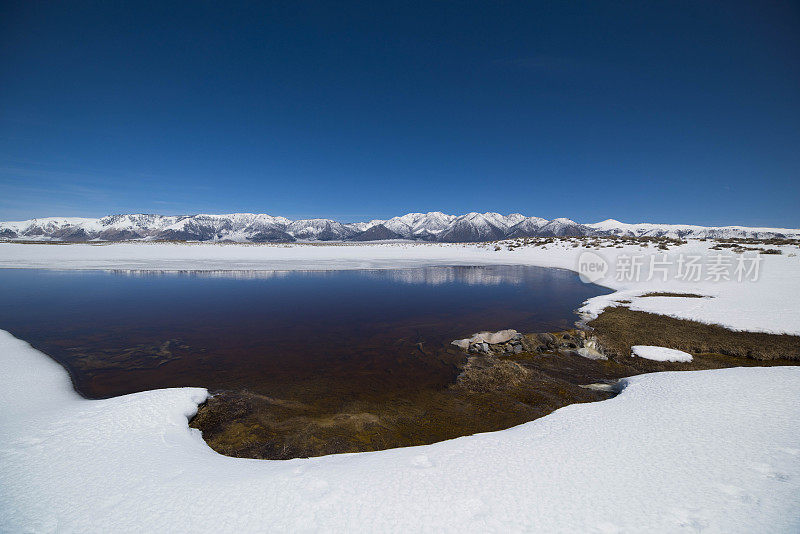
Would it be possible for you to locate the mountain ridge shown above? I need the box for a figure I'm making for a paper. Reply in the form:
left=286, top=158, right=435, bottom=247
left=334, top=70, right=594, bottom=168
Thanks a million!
left=1, top=212, right=798, bottom=243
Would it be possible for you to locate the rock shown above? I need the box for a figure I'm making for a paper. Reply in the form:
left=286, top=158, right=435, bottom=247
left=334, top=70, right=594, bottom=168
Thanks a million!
left=481, top=329, right=520, bottom=344
left=451, top=329, right=521, bottom=354
left=575, top=347, right=607, bottom=360
left=536, top=333, right=556, bottom=347
left=452, top=328, right=604, bottom=359
left=451, top=339, right=470, bottom=350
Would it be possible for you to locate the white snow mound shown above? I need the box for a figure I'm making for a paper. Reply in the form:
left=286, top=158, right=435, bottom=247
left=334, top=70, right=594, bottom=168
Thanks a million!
left=632, top=345, right=694, bottom=362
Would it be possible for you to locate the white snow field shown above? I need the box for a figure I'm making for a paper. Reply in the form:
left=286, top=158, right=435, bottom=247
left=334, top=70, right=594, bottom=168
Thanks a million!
left=632, top=345, right=694, bottom=363
left=1, top=240, right=799, bottom=532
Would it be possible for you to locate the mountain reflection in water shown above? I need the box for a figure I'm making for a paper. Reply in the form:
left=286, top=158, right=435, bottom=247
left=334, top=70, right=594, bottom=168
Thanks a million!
left=0, top=266, right=610, bottom=401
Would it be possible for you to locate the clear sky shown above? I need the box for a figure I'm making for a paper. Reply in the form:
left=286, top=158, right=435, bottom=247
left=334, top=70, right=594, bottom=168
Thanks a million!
left=1, top=1, right=798, bottom=226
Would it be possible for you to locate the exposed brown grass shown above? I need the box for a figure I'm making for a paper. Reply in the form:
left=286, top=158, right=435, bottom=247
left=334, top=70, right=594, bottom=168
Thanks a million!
left=454, top=357, right=530, bottom=392
left=191, top=375, right=610, bottom=460
left=588, top=306, right=800, bottom=361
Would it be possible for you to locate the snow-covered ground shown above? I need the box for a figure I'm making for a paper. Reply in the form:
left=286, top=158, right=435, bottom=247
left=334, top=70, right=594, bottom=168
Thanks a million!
left=1, top=240, right=799, bottom=532
left=632, top=345, right=694, bottom=363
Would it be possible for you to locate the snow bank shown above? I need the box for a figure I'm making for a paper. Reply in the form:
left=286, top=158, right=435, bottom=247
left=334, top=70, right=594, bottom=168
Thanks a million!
left=632, top=345, right=694, bottom=362
left=1, top=330, right=799, bottom=532
left=1, top=240, right=799, bottom=334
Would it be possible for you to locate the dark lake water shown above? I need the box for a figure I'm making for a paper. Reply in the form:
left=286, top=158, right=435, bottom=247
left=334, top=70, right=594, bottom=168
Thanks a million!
left=0, top=266, right=611, bottom=402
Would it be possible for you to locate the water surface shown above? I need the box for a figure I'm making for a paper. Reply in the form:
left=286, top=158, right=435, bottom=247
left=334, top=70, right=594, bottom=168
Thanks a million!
left=0, top=265, right=610, bottom=403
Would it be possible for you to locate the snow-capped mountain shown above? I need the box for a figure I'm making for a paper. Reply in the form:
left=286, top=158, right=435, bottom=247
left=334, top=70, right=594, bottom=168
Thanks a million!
left=506, top=216, right=548, bottom=238
left=506, top=217, right=596, bottom=238
left=379, top=212, right=458, bottom=240
left=437, top=212, right=525, bottom=242
left=587, top=219, right=800, bottom=240
left=0, top=213, right=797, bottom=243
left=285, top=219, right=357, bottom=241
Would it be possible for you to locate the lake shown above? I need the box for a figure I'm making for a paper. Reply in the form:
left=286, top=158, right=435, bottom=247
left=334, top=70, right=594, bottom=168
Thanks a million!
left=0, top=265, right=613, bottom=458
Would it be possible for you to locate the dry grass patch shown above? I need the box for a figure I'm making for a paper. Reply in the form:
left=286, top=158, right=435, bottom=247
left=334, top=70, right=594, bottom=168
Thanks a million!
left=589, top=306, right=800, bottom=361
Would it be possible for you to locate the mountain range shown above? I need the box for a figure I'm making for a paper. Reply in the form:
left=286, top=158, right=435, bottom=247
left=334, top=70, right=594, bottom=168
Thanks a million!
left=0, top=212, right=798, bottom=243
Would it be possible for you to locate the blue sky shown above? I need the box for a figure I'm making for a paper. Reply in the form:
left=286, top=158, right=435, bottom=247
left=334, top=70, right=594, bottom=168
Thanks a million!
left=1, top=1, right=798, bottom=226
